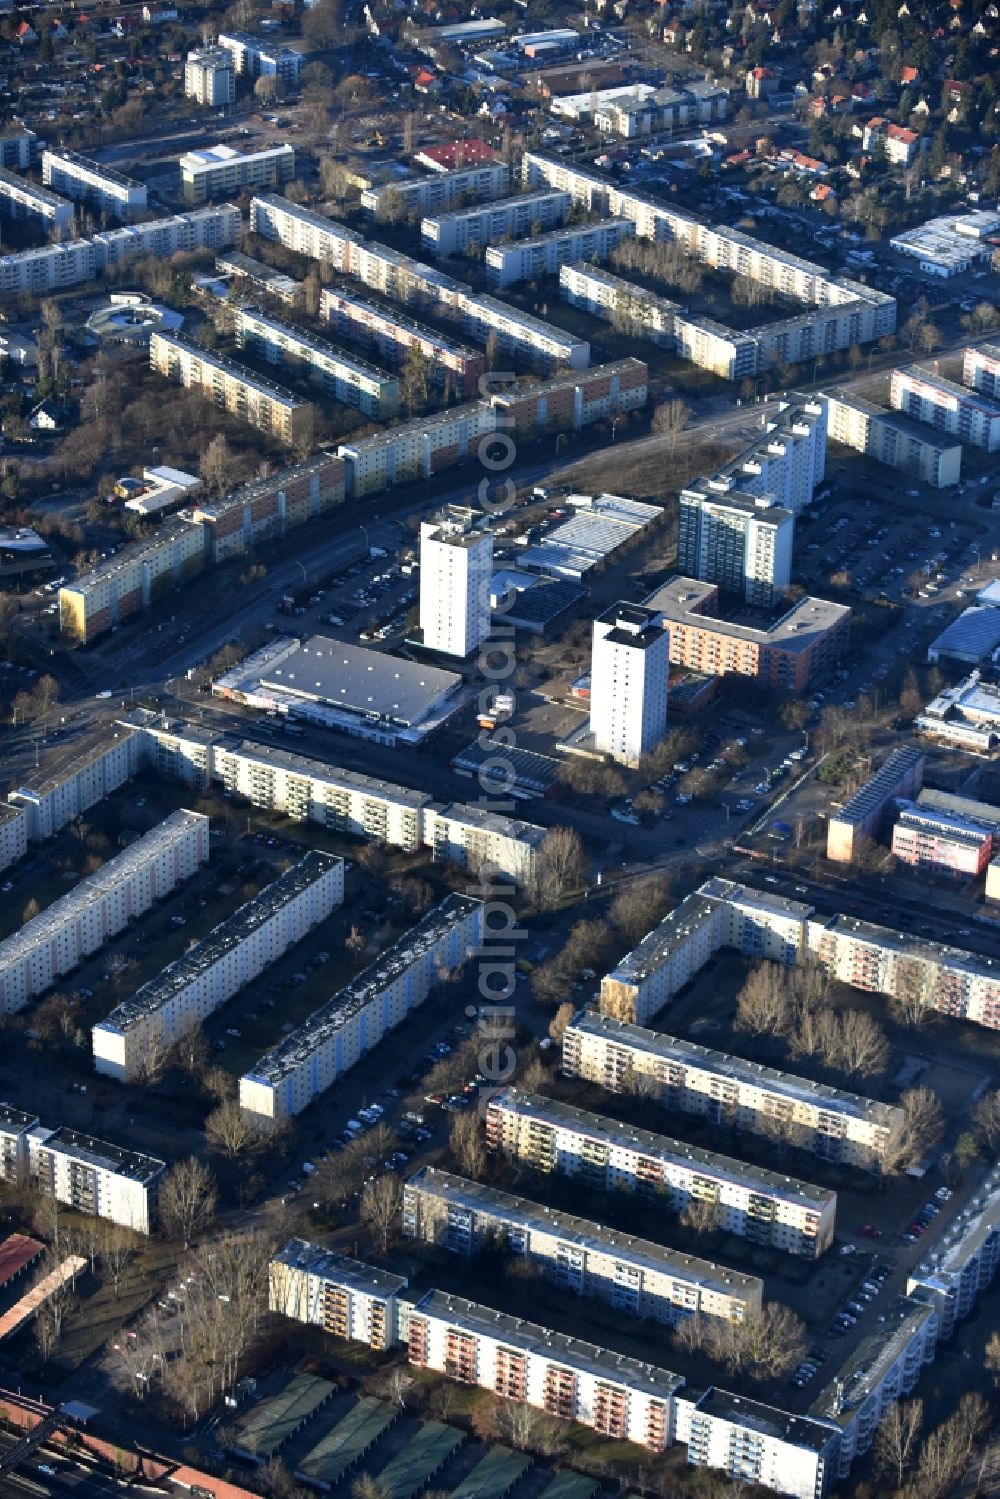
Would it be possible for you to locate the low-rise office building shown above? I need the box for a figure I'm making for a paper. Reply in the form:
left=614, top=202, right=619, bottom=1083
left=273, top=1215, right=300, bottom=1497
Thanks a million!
left=964, top=341, right=1000, bottom=401
left=824, top=390, right=961, bottom=489
left=180, top=142, right=294, bottom=204
left=485, top=1089, right=837, bottom=1258
left=676, top=1389, right=840, bottom=1499
left=92, top=851, right=343, bottom=1081
left=234, top=306, right=399, bottom=419
left=217, top=32, right=301, bottom=85
left=643, top=578, right=850, bottom=692
left=914, top=671, right=1000, bottom=753
left=403, top=1166, right=762, bottom=1326
left=149, top=330, right=313, bottom=445
left=405, top=1289, right=684, bottom=1450
left=0, top=809, right=209, bottom=1016
left=891, top=802, right=993, bottom=879
left=563, top=1010, right=902, bottom=1172
left=908, top=1164, right=1000, bottom=1340
left=42, top=148, right=146, bottom=219
left=0, top=167, right=73, bottom=234
left=183, top=47, right=236, bottom=106
left=239, top=894, right=483, bottom=1123
left=270, top=1238, right=408, bottom=1350
left=891, top=364, right=1000, bottom=452
left=809, top=1297, right=937, bottom=1476
left=422, top=190, right=570, bottom=256
left=27, top=1125, right=165, bottom=1233
left=486, top=219, right=634, bottom=288
left=361, top=162, right=510, bottom=219
left=826, top=746, right=925, bottom=863
left=320, top=288, right=484, bottom=397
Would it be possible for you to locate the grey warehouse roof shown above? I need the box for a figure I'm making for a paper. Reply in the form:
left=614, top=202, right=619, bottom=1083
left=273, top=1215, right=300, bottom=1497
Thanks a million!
left=260, top=636, right=461, bottom=726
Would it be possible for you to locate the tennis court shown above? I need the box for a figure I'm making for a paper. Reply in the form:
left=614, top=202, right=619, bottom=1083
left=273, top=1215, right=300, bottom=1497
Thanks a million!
left=295, top=1397, right=399, bottom=1491
left=231, top=1373, right=336, bottom=1461
left=450, top=1445, right=532, bottom=1499
left=375, top=1419, right=466, bottom=1499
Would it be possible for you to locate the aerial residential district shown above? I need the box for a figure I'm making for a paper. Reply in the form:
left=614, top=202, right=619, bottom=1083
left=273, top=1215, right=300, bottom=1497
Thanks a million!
left=1, top=4, right=1000, bottom=1499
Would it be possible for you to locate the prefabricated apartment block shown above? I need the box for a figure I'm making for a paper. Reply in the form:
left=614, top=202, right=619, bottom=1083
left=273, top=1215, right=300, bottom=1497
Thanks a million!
left=891, top=364, right=1000, bottom=452
left=149, top=330, right=314, bottom=446
left=563, top=1010, right=903, bottom=1172
left=485, top=219, right=634, bottom=288
left=270, top=1238, right=409, bottom=1349
left=824, top=391, right=962, bottom=489
left=234, top=306, right=400, bottom=419
left=0, top=167, right=74, bottom=233
left=599, top=873, right=1000, bottom=1032
left=421, top=190, right=570, bottom=255
left=28, top=1124, right=165, bottom=1233
left=361, top=161, right=510, bottom=218
left=239, top=894, right=483, bottom=1122
left=320, top=288, right=485, bottom=397
left=0, top=809, right=209, bottom=1016
left=42, top=147, right=147, bottom=218
left=402, top=1166, right=763, bottom=1326
left=405, top=1289, right=684, bottom=1451
left=485, top=1089, right=837, bottom=1258
left=92, top=850, right=343, bottom=1080
left=908, top=1162, right=1000, bottom=1340
left=0, top=204, right=240, bottom=296
left=179, top=142, right=294, bottom=204
left=60, top=454, right=345, bottom=642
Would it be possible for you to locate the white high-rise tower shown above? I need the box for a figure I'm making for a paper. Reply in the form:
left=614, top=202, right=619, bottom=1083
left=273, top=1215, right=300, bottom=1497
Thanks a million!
left=590, top=602, right=669, bottom=766
left=419, top=506, right=493, bottom=658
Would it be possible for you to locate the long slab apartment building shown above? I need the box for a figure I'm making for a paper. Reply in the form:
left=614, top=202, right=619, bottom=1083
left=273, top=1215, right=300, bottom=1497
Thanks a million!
left=406, top=1289, right=684, bottom=1452
left=361, top=160, right=510, bottom=218
left=485, top=1089, right=837, bottom=1258
left=234, top=306, right=400, bottom=419
left=320, top=288, right=484, bottom=397
left=239, top=894, right=484, bottom=1123
left=0, top=167, right=74, bottom=234
left=421, top=189, right=570, bottom=255
left=522, top=151, right=895, bottom=339
left=60, top=453, right=345, bottom=642
left=92, top=850, right=343, bottom=1080
left=270, top=1238, right=409, bottom=1350
left=486, top=219, right=634, bottom=288
left=908, top=1162, right=1000, bottom=1340
left=249, top=194, right=590, bottom=371
left=0, top=809, right=208, bottom=1015
left=149, top=330, right=313, bottom=446
left=402, top=1165, right=763, bottom=1327
left=0, top=1108, right=164, bottom=1232
left=337, top=358, right=646, bottom=497
left=964, top=341, right=1000, bottom=400
left=891, top=364, right=1000, bottom=452
left=0, top=203, right=240, bottom=296
left=599, top=873, right=1000, bottom=1033
left=824, top=390, right=962, bottom=489
left=563, top=1010, right=903, bottom=1172
left=41, top=147, right=147, bottom=218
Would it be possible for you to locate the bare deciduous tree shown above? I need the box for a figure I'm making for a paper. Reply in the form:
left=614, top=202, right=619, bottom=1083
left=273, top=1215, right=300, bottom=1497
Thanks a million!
left=883, top=1086, right=945, bottom=1175
left=360, top=1174, right=403, bottom=1253
left=532, top=827, right=585, bottom=908
left=159, top=1158, right=218, bottom=1249
left=873, top=1399, right=923, bottom=1490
